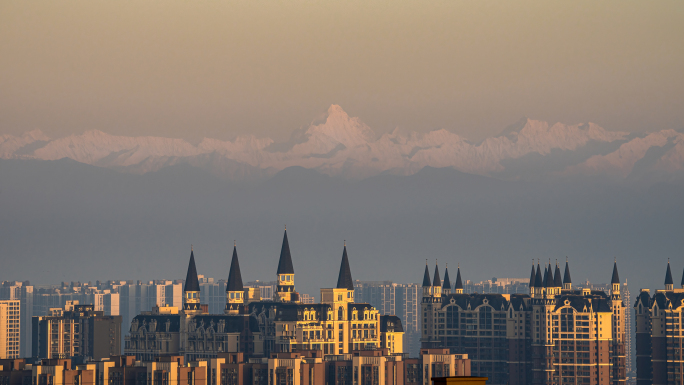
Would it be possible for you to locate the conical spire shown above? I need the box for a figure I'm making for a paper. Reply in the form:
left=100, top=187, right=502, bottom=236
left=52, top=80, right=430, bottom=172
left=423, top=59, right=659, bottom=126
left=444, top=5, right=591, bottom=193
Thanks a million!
left=546, top=262, right=554, bottom=288
left=226, top=245, right=244, bottom=292
left=611, top=261, right=620, bottom=284
left=665, top=260, right=673, bottom=285
left=422, top=262, right=431, bottom=287
left=442, top=265, right=452, bottom=290
left=681, top=267, right=684, bottom=287
left=433, top=262, right=441, bottom=287
left=563, top=259, right=572, bottom=284
left=277, top=229, right=295, bottom=275
left=542, top=264, right=549, bottom=288
left=454, top=265, right=463, bottom=290
left=529, top=263, right=535, bottom=288
left=336, top=244, right=354, bottom=290
left=554, top=262, right=563, bottom=287
left=184, top=248, right=200, bottom=292
left=534, top=263, right=542, bottom=288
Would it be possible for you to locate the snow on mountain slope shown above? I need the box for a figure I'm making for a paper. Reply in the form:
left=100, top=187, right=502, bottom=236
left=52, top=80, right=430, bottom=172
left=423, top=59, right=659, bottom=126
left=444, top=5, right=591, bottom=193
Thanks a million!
left=0, top=130, right=50, bottom=158
left=2, top=104, right=678, bottom=181
left=563, top=130, right=683, bottom=178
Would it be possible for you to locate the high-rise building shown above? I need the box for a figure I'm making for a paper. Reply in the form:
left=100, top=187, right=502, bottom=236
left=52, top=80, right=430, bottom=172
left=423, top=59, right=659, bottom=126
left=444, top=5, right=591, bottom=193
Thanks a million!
left=354, top=281, right=421, bottom=356
left=420, top=260, right=626, bottom=385
left=32, top=301, right=122, bottom=360
left=0, top=281, right=33, bottom=357
left=634, top=261, right=684, bottom=385
left=622, top=280, right=633, bottom=378
left=0, top=300, right=20, bottom=359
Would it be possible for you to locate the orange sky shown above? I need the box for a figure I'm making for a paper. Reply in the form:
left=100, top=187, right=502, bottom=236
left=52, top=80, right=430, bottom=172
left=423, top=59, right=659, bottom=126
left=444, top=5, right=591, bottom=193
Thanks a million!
left=1, top=1, right=682, bottom=141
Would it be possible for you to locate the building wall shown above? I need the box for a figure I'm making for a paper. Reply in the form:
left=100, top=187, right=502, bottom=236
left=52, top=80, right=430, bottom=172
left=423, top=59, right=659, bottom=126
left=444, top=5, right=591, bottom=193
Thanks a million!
left=0, top=301, right=20, bottom=359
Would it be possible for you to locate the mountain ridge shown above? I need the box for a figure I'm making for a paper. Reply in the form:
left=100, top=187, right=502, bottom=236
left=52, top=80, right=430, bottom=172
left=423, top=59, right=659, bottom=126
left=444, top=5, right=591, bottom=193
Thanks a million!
left=2, top=105, right=683, bottom=182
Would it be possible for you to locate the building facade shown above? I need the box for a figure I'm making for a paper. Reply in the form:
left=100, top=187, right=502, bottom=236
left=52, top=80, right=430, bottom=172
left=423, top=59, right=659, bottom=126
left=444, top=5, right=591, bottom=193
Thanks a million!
left=634, top=261, right=684, bottom=385
left=0, top=300, right=20, bottom=359
left=32, top=301, right=122, bottom=360
left=421, top=260, right=627, bottom=385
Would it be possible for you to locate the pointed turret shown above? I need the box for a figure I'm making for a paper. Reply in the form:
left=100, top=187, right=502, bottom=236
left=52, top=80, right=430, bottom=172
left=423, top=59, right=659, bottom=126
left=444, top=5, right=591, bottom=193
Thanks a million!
left=276, top=229, right=296, bottom=301
left=184, top=249, right=200, bottom=292
left=277, top=229, right=295, bottom=275
left=433, top=263, right=441, bottom=287
left=422, top=263, right=431, bottom=287
left=336, top=245, right=354, bottom=290
left=454, top=265, right=463, bottom=294
left=610, top=260, right=621, bottom=298
left=546, top=262, right=553, bottom=288
left=542, top=265, right=550, bottom=288
left=552, top=263, right=560, bottom=285
left=442, top=265, right=452, bottom=295
left=529, top=263, right=535, bottom=290
left=183, top=247, right=201, bottom=313
left=227, top=245, right=244, bottom=292
left=563, top=258, right=572, bottom=290
left=534, top=263, right=543, bottom=289
left=611, top=261, right=620, bottom=284
left=225, top=244, right=245, bottom=314
left=681, top=267, right=684, bottom=289
left=665, top=260, right=674, bottom=290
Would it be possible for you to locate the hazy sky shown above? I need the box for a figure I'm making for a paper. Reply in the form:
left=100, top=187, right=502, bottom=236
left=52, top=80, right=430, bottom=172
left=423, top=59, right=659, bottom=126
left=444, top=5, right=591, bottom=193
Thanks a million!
left=1, top=1, right=683, bottom=142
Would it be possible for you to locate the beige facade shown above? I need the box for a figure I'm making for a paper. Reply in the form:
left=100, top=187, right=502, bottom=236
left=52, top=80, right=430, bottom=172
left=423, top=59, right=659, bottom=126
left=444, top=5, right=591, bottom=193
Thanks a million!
left=0, top=300, right=20, bottom=359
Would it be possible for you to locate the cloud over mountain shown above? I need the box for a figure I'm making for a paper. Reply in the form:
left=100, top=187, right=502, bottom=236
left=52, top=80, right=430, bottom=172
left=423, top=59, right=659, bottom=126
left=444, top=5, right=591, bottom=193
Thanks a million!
left=2, top=105, right=682, bottom=182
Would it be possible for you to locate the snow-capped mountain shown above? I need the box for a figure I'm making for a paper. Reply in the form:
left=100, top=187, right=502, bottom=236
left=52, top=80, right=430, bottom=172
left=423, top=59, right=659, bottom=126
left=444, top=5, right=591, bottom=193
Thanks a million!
left=2, top=104, right=683, bottom=181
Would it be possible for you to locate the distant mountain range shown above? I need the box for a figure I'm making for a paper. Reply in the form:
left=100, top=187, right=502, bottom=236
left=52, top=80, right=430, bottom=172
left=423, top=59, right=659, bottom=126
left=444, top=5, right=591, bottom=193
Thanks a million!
left=2, top=105, right=683, bottom=182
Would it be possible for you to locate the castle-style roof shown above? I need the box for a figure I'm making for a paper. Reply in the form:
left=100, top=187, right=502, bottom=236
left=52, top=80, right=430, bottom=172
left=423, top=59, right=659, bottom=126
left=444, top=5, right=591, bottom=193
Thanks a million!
left=433, top=264, right=441, bottom=287
left=248, top=302, right=333, bottom=322
left=665, top=262, right=674, bottom=285
left=380, top=315, right=404, bottom=333
left=184, top=249, right=200, bottom=292
left=454, top=267, right=463, bottom=290
left=643, top=290, right=684, bottom=311
left=442, top=266, right=452, bottom=290
left=440, top=293, right=509, bottom=311
left=553, top=292, right=612, bottom=313
left=336, top=245, right=354, bottom=290
left=554, top=263, right=562, bottom=287
left=189, top=314, right=260, bottom=334
left=226, top=245, right=244, bottom=292
left=534, top=264, right=542, bottom=288
left=529, top=265, right=535, bottom=288
left=422, top=264, right=431, bottom=287
left=277, top=230, right=295, bottom=275
left=681, top=267, right=684, bottom=287
left=131, top=314, right=181, bottom=333
left=542, top=265, right=550, bottom=288
left=563, top=260, right=572, bottom=285
left=611, top=262, right=620, bottom=284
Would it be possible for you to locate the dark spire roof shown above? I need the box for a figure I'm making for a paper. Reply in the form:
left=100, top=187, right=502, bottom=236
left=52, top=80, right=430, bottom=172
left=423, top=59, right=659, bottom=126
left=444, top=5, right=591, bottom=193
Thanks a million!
left=226, top=245, right=244, bottom=292
left=563, top=259, right=572, bottom=284
left=433, top=263, right=441, bottom=287
left=665, top=261, right=673, bottom=285
left=534, top=263, right=542, bottom=288
left=442, top=266, right=452, bottom=290
left=529, top=264, right=535, bottom=288
left=336, top=245, right=354, bottom=290
left=554, top=263, right=563, bottom=287
left=542, top=265, right=549, bottom=288
left=681, top=267, right=684, bottom=286
left=454, top=266, right=463, bottom=290
left=611, top=261, right=620, bottom=284
left=277, top=230, right=295, bottom=275
left=184, top=248, right=200, bottom=292
left=546, top=263, right=553, bottom=288
left=422, top=263, right=431, bottom=287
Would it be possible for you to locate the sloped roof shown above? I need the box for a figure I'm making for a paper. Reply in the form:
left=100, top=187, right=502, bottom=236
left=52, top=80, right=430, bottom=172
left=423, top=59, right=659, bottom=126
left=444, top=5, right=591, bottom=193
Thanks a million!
left=422, top=264, right=431, bottom=287
left=131, top=314, right=181, bottom=333
left=189, top=314, right=260, bottom=334
left=442, top=266, right=451, bottom=290
left=440, top=293, right=509, bottom=311
left=277, top=230, right=295, bottom=275
left=433, top=264, right=441, bottom=287
left=611, top=262, right=620, bottom=284
left=665, top=262, right=674, bottom=285
left=380, top=315, right=404, bottom=333
left=454, top=267, right=463, bottom=290
left=226, top=246, right=244, bottom=292
left=336, top=246, right=354, bottom=290
left=534, top=264, right=542, bottom=288
left=184, top=249, right=200, bottom=292
left=563, top=261, right=572, bottom=285
left=554, top=264, right=563, bottom=287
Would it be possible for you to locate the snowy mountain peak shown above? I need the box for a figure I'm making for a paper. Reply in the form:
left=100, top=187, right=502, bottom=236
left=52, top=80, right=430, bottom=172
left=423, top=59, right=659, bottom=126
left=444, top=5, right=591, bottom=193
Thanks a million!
left=1, top=106, right=682, bottom=182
